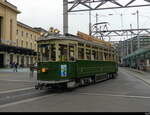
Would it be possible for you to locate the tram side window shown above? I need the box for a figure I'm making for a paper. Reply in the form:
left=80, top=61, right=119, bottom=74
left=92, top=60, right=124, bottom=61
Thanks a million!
left=86, top=49, right=91, bottom=60
left=99, top=52, right=103, bottom=61
left=58, top=44, right=75, bottom=62
left=92, top=50, right=97, bottom=60
left=69, top=45, right=75, bottom=61
left=59, top=44, right=67, bottom=61
left=78, top=48, right=84, bottom=60
left=51, top=44, right=56, bottom=61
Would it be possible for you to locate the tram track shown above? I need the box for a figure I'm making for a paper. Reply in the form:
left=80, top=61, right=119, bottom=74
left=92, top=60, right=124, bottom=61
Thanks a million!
left=0, top=85, right=71, bottom=109
left=0, top=87, right=53, bottom=108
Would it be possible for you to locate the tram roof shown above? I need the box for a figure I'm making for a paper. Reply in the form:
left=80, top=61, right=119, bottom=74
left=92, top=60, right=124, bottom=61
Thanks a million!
left=37, top=34, right=113, bottom=49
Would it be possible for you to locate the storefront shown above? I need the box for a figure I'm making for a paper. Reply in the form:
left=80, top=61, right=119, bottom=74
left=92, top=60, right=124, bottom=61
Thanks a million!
left=0, top=53, right=4, bottom=68
left=0, top=44, right=37, bottom=68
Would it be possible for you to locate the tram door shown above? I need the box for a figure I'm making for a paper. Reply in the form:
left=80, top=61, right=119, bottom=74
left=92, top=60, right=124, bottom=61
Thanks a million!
left=0, top=54, right=4, bottom=68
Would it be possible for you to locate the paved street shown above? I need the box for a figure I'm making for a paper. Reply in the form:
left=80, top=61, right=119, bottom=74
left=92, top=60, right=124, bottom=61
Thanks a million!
left=0, top=67, right=150, bottom=112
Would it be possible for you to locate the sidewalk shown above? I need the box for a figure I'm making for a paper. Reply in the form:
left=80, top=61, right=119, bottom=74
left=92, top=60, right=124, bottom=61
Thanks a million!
left=121, top=67, right=150, bottom=85
left=0, top=68, right=30, bottom=73
left=0, top=68, right=37, bottom=83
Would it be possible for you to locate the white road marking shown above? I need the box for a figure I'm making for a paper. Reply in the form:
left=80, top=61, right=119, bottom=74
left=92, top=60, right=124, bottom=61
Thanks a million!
left=80, top=93, right=150, bottom=99
left=0, top=87, right=34, bottom=94
left=0, top=94, right=55, bottom=109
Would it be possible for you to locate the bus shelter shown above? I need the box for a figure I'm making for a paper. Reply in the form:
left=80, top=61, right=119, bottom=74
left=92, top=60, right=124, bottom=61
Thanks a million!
left=123, top=46, right=150, bottom=71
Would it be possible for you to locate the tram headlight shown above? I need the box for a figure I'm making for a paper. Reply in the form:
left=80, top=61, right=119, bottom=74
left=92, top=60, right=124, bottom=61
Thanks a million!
left=42, top=68, right=46, bottom=73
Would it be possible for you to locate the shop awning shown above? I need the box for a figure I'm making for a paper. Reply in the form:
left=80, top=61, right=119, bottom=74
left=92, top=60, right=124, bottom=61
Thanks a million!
left=0, top=44, right=37, bottom=56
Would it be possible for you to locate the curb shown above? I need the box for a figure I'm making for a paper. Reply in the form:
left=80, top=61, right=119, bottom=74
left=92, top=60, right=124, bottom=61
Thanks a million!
left=128, top=70, right=150, bottom=86
left=121, top=67, right=150, bottom=86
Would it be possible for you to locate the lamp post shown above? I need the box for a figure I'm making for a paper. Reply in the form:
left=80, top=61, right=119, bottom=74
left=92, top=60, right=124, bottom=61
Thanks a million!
left=137, top=10, right=140, bottom=49
left=130, top=24, right=133, bottom=54
left=89, top=2, right=92, bottom=36
left=132, top=10, right=140, bottom=49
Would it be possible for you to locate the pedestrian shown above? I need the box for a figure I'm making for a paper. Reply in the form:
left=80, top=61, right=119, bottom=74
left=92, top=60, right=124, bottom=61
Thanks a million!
left=29, top=64, right=34, bottom=79
left=15, top=63, right=18, bottom=72
left=13, top=62, right=16, bottom=72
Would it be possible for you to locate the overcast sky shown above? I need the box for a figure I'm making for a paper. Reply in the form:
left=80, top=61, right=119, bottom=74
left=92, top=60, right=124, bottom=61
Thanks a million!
left=7, top=0, right=150, bottom=41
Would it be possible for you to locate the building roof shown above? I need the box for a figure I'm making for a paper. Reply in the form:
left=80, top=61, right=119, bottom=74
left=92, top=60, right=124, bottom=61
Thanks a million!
left=0, top=0, right=21, bottom=13
left=33, top=27, right=48, bottom=33
left=17, top=21, right=40, bottom=34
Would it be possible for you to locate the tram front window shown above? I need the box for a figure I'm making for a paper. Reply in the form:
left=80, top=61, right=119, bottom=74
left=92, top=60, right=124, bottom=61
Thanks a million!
left=59, top=44, right=75, bottom=62
left=38, top=43, right=76, bottom=62
left=39, top=45, right=50, bottom=62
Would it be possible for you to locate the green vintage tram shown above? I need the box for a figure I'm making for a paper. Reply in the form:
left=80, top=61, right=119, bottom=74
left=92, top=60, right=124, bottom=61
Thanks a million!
left=35, top=31, right=118, bottom=90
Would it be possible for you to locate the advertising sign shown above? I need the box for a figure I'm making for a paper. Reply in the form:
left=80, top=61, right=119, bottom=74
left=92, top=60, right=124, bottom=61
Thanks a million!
left=61, top=65, right=67, bottom=77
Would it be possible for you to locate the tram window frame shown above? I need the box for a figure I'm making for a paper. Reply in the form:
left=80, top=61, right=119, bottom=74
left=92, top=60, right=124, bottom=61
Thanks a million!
left=78, top=48, right=84, bottom=60
left=58, top=44, right=76, bottom=62
left=58, top=44, right=68, bottom=61
left=38, top=44, right=50, bottom=62
left=92, top=50, right=98, bottom=61
left=86, top=49, right=91, bottom=60
left=50, top=44, right=56, bottom=61
left=69, top=44, right=75, bottom=61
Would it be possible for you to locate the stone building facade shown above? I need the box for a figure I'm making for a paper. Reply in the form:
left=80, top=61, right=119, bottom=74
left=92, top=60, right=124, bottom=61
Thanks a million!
left=0, top=0, right=41, bottom=68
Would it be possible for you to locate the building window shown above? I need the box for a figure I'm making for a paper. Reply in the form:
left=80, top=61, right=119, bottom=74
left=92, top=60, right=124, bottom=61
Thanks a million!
left=31, top=43, right=32, bottom=49
left=35, top=44, right=36, bottom=49
left=31, top=34, right=32, bottom=39
left=17, top=56, right=19, bottom=64
left=10, top=54, right=13, bottom=64
left=26, top=41, right=28, bottom=48
left=22, top=31, right=24, bottom=37
left=16, top=39, right=19, bottom=46
left=10, top=19, right=13, bottom=41
left=16, top=30, right=19, bottom=35
left=26, top=57, right=29, bottom=67
left=34, top=35, right=36, bottom=40
left=30, top=57, right=33, bottom=64
left=0, top=17, right=2, bottom=40
left=21, top=40, right=23, bottom=47
left=26, top=32, right=28, bottom=38
left=21, top=56, right=24, bottom=67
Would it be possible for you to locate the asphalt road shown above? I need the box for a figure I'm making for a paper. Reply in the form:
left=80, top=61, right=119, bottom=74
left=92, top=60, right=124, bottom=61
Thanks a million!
left=0, top=68, right=150, bottom=112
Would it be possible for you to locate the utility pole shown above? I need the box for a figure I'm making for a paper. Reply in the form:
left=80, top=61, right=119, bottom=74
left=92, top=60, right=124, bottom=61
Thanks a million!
left=96, top=13, right=98, bottom=24
left=63, top=0, right=68, bottom=35
left=95, top=13, right=98, bottom=37
left=89, top=2, right=92, bottom=36
left=126, top=32, right=129, bottom=56
left=137, top=10, right=140, bottom=49
left=130, top=24, right=133, bottom=54
left=120, top=13, right=123, bottom=29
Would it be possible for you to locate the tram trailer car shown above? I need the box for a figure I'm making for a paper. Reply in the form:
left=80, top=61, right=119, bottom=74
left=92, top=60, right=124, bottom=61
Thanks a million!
left=36, top=60, right=118, bottom=89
